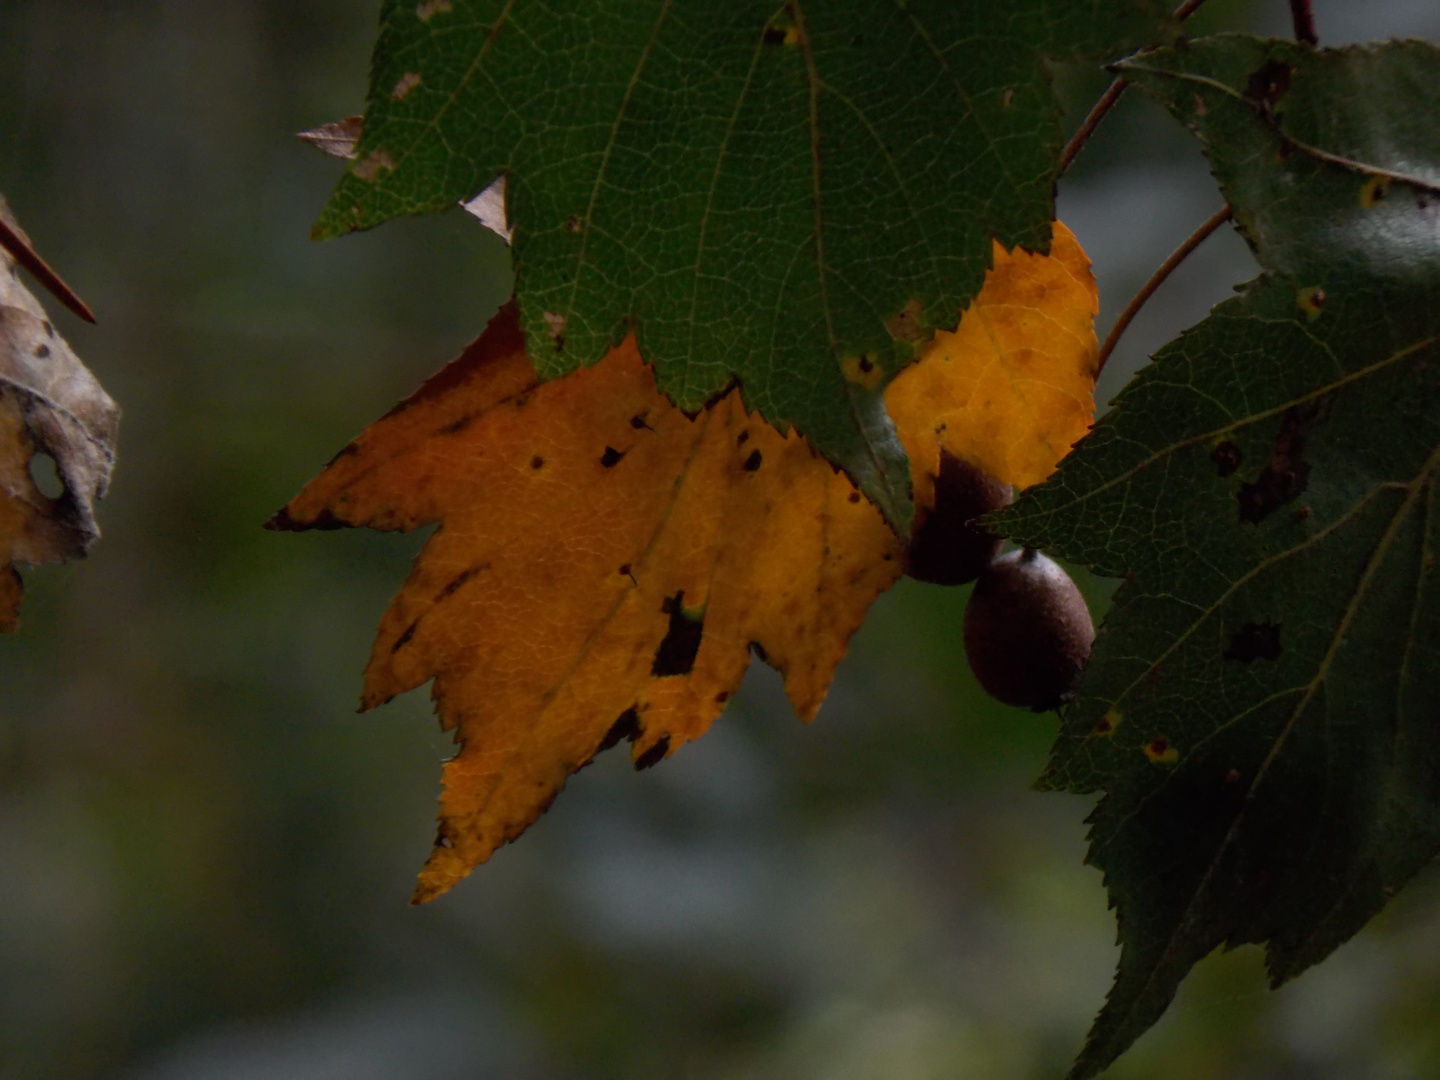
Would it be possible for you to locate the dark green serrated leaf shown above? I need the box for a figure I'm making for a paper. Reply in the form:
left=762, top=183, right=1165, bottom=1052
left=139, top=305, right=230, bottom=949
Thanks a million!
left=1001, top=36, right=1440, bottom=1079
left=314, top=0, right=1171, bottom=528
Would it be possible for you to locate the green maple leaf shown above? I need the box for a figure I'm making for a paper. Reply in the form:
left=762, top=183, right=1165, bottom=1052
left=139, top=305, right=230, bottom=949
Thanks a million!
left=1003, top=36, right=1440, bottom=1079
left=313, top=0, right=1171, bottom=528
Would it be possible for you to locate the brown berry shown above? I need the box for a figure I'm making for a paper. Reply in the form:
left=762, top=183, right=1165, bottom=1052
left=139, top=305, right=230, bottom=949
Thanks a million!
left=905, top=450, right=1013, bottom=585
left=963, top=548, right=1094, bottom=711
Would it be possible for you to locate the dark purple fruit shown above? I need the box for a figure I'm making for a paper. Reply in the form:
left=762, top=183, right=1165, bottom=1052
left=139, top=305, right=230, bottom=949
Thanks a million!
left=905, top=450, right=1013, bottom=585
left=963, top=548, right=1094, bottom=711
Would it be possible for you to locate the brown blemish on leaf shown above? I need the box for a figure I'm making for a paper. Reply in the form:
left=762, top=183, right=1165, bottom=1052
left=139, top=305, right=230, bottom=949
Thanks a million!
left=1144, top=736, right=1179, bottom=765
left=885, top=298, right=928, bottom=344
left=1360, top=176, right=1390, bottom=208
left=391, top=72, right=423, bottom=101
left=651, top=592, right=704, bottom=677
left=1238, top=404, right=1319, bottom=524
left=842, top=353, right=884, bottom=391
left=563, top=215, right=582, bottom=234
left=1297, top=285, right=1327, bottom=321
left=353, top=149, right=397, bottom=182
left=598, top=707, right=641, bottom=753
left=1224, top=621, right=1282, bottom=663
left=1094, top=708, right=1122, bottom=736
left=635, top=735, right=670, bottom=770
left=416, top=0, right=453, bottom=20
left=1244, top=59, right=1292, bottom=112
left=600, top=446, right=624, bottom=468
left=743, top=450, right=763, bottom=472
left=1211, top=440, right=1242, bottom=478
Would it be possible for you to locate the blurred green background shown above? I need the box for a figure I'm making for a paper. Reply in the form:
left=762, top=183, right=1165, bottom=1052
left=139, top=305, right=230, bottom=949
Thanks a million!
left=1, top=1, right=1439, bottom=1077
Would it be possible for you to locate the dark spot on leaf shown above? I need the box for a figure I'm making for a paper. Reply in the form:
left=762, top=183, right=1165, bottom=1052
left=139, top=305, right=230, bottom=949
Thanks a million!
left=652, top=592, right=704, bottom=676
left=1225, top=621, right=1282, bottom=663
left=392, top=621, right=418, bottom=652
left=1211, top=441, right=1242, bottom=478
left=598, top=708, right=640, bottom=753
left=563, top=214, right=582, bottom=233
left=631, top=413, right=651, bottom=430
left=858, top=355, right=873, bottom=373
left=1094, top=716, right=1113, bottom=734
left=1245, top=59, right=1292, bottom=112
left=1148, top=736, right=1171, bottom=757
left=763, top=26, right=786, bottom=45
left=1238, top=404, right=1318, bottom=523
left=635, top=736, right=670, bottom=771
left=619, top=563, right=632, bottom=578
left=743, top=450, right=763, bottom=471
left=848, top=491, right=861, bottom=504
left=737, top=430, right=749, bottom=445
left=33, top=343, right=49, bottom=359
left=1224, top=768, right=1242, bottom=787
left=714, top=690, right=729, bottom=704
left=440, top=414, right=474, bottom=435
left=530, top=455, right=545, bottom=469
left=600, top=446, right=624, bottom=468
left=438, top=565, right=485, bottom=600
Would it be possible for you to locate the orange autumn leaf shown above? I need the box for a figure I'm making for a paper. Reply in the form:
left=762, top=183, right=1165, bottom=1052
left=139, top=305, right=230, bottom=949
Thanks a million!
left=888, top=221, right=1099, bottom=512
left=274, top=220, right=1096, bottom=903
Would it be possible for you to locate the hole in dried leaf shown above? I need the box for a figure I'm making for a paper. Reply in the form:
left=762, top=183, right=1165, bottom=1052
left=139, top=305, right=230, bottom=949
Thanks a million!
left=28, top=453, right=63, bottom=499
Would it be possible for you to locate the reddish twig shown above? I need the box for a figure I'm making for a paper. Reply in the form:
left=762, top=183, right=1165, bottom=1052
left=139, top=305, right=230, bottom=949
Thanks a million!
left=1058, top=0, right=1214, bottom=177
left=1095, top=205, right=1232, bottom=376
left=1059, top=77, right=1130, bottom=176
left=1289, top=0, right=1318, bottom=44
left=0, top=218, right=96, bottom=324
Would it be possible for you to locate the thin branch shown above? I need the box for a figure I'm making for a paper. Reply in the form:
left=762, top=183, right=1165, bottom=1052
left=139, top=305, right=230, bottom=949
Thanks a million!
left=1057, top=0, right=1214, bottom=177
left=1289, top=0, right=1318, bottom=45
left=1059, top=76, right=1129, bottom=176
left=0, top=218, right=97, bottom=324
left=1095, top=205, right=1232, bottom=376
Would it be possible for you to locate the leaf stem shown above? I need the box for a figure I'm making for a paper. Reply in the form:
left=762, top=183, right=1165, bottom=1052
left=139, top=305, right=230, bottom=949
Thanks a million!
left=1057, top=0, right=1214, bottom=177
left=1094, top=205, right=1231, bottom=377
left=1289, top=0, right=1318, bottom=45
left=0, top=217, right=96, bottom=324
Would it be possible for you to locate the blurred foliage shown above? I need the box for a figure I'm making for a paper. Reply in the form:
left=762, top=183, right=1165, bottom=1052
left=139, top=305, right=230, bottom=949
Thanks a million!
left=1, top=2, right=1440, bottom=1079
